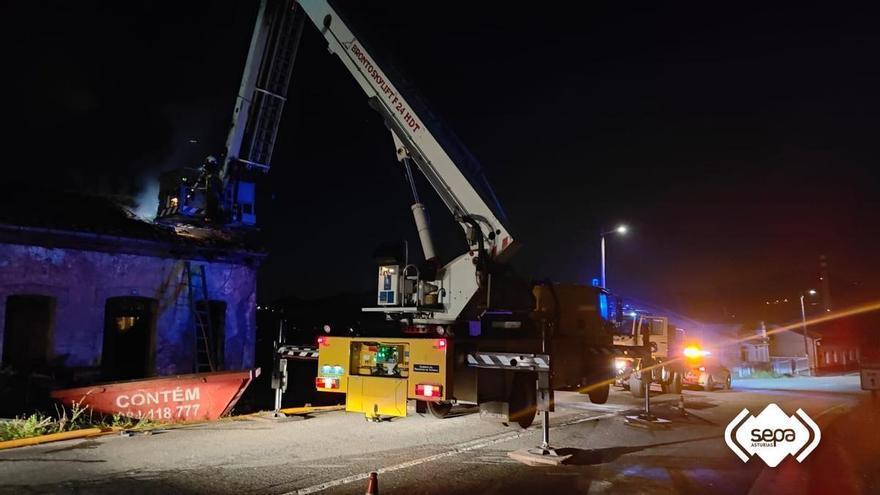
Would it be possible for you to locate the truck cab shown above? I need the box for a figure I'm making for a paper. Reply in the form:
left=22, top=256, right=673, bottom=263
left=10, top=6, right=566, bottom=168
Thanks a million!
left=613, top=314, right=687, bottom=395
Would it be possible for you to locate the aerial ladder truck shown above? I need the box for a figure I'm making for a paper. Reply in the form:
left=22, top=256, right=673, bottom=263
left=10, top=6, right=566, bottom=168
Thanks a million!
left=281, top=0, right=618, bottom=426
left=159, top=0, right=619, bottom=425
left=156, top=0, right=305, bottom=227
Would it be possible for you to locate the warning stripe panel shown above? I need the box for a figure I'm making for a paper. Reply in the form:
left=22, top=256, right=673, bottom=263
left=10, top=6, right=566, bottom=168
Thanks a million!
left=465, top=352, right=550, bottom=371
left=278, top=346, right=319, bottom=360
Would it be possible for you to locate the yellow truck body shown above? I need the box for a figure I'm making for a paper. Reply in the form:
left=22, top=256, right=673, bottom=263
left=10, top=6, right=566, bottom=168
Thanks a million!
left=315, top=336, right=449, bottom=419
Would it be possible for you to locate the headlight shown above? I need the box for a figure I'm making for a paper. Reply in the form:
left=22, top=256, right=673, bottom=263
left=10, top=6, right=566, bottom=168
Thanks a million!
left=614, top=358, right=628, bottom=371
left=683, top=346, right=701, bottom=358
left=683, top=346, right=710, bottom=359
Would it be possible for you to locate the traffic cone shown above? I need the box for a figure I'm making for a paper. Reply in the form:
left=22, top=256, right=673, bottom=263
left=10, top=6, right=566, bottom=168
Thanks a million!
left=365, top=471, right=379, bottom=495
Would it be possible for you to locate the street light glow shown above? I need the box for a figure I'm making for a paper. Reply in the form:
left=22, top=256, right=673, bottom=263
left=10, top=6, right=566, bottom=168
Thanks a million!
left=808, top=289, right=817, bottom=295
left=600, top=224, right=629, bottom=289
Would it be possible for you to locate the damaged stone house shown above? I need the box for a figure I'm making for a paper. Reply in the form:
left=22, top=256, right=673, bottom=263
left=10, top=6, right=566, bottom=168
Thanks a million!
left=0, top=187, right=263, bottom=411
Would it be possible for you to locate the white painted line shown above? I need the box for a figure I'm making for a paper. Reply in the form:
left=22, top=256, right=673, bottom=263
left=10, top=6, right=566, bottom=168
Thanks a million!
left=287, top=411, right=618, bottom=495
left=556, top=402, right=629, bottom=413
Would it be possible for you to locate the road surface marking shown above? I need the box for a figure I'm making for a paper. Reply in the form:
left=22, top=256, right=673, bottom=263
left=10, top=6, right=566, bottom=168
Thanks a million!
left=288, top=412, right=618, bottom=494
left=462, top=452, right=520, bottom=465
left=556, top=402, right=629, bottom=413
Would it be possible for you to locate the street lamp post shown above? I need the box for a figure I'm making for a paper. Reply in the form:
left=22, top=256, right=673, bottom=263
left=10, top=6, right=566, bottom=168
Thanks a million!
left=800, top=289, right=817, bottom=374
left=600, top=225, right=627, bottom=288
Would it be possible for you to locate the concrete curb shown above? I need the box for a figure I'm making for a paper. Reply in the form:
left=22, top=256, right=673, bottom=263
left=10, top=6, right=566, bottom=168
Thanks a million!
left=0, top=427, right=117, bottom=451
left=278, top=405, right=345, bottom=416
left=0, top=406, right=344, bottom=451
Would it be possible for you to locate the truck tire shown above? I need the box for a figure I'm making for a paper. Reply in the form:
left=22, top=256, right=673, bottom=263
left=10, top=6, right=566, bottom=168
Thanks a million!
left=704, top=376, right=715, bottom=392
left=427, top=401, right=453, bottom=418
left=509, top=373, right=537, bottom=429
left=629, top=375, right=646, bottom=398
left=667, top=373, right=682, bottom=395
left=588, top=384, right=610, bottom=404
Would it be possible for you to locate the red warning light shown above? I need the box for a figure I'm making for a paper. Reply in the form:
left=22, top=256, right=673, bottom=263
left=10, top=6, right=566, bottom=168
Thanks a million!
left=415, top=384, right=442, bottom=398
left=315, top=376, right=339, bottom=389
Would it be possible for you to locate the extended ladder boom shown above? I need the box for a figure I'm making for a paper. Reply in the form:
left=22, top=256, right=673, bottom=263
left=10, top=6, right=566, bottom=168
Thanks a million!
left=296, top=0, right=513, bottom=258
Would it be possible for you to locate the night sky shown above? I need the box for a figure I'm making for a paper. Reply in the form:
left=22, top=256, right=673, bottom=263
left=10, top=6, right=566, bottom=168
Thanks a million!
left=5, top=2, right=879, bottom=323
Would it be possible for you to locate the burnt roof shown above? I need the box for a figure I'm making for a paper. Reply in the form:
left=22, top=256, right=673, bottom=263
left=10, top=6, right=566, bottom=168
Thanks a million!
left=0, top=184, right=264, bottom=265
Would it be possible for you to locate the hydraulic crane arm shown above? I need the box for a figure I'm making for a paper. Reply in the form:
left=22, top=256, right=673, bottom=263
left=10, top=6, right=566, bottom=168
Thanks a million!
left=295, top=0, right=514, bottom=259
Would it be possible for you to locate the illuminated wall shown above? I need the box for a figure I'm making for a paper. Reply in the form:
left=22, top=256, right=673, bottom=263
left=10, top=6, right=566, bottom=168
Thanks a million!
left=0, top=242, right=258, bottom=377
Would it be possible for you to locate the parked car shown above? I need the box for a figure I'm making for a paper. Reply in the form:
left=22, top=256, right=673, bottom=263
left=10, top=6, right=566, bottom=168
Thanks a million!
left=681, top=354, right=731, bottom=391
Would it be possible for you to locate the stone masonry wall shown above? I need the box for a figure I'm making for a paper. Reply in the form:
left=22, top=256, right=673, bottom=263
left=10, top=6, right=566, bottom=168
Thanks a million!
left=0, top=242, right=257, bottom=375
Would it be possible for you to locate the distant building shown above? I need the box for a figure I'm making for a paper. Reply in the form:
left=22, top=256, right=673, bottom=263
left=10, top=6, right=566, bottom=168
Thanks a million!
left=814, top=341, right=860, bottom=371
left=741, top=322, right=771, bottom=363
left=0, top=187, right=264, bottom=412
left=731, top=318, right=865, bottom=376
left=767, top=325, right=815, bottom=375
left=726, top=322, right=819, bottom=376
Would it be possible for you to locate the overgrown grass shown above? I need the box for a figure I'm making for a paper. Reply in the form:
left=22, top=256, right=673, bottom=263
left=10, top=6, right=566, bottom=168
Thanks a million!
left=745, top=370, right=779, bottom=379
left=0, top=398, right=158, bottom=442
left=0, top=413, right=54, bottom=441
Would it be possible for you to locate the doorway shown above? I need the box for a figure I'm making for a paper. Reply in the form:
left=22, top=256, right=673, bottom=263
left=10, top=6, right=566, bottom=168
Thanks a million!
left=102, top=297, right=157, bottom=381
left=2, top=295, right=55, bottom=371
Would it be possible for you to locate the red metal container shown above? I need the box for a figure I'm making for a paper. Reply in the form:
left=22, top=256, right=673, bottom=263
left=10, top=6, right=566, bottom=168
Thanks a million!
left=51, top=369, right=260, bottom=423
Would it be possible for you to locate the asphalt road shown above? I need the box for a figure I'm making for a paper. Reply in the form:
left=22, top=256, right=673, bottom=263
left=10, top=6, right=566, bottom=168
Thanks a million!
left=0, top=375, right=875, bottom=495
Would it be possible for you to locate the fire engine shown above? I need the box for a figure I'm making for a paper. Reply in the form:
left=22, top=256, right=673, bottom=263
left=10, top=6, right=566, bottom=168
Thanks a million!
left=291, top=0, right=619, bottom=425
left=613, top=313, right=732, bottom=394
left=160, top=0, right=620, bottom=427
left=613, top=314, right=686, bottom=396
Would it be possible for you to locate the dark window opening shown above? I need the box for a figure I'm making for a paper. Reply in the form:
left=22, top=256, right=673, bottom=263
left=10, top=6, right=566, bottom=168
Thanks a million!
left=2, top=295, right=55, bottom=371
left=195, top=300, right=226, bottom=371
left=102, top=297, right=157, bottom=381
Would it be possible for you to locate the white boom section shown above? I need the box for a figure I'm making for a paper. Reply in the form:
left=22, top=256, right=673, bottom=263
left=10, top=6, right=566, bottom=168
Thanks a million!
left=296, top=0, right=513, bottom=259
left=223, top=0, right=271, bottom=180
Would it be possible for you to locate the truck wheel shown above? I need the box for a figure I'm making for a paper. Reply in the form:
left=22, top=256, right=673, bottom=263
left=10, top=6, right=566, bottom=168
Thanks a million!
left=668, top=373, right=682, bottom=395
left=704, top=376, right=715, bottom=392
left=724, top=374, right=732, bottom=390
left=427, top=401, right=453, bottom=418
left=629, top=375, right=646, bottom=398
left=588, top=384, right=610, bottom=404
left=509, top=373, right=537, bottom=429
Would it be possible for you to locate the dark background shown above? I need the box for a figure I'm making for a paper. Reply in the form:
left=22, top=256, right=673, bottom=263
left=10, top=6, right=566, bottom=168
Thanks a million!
left=4, top=1, right=878, bottom=324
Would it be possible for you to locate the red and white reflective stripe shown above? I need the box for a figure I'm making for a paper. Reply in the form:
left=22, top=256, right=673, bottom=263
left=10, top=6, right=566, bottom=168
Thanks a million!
left=315, top=376, right=339, bottom=389
left=415, top=384, right=442, bottom=398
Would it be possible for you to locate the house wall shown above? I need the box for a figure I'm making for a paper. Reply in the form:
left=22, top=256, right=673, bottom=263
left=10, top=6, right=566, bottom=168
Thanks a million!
left=0, top=242, right=257, bottom=376
left=770, top=330, right=809, bottom=357
left=817, top=344, right=860, bottom=369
